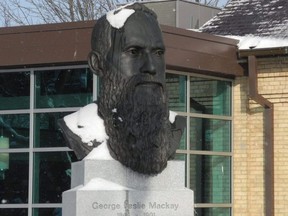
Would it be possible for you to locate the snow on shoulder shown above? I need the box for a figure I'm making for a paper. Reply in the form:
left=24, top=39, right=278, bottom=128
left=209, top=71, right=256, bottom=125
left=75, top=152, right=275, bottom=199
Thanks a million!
left=169, top=111, right=177, bottom=124
left=106, top=3, right=135, bottom=29
left=63, top=104, right=179, bottom=160
left=64, top=103, right=108, bottom=144
left=63, top=103, right=114, bottom=160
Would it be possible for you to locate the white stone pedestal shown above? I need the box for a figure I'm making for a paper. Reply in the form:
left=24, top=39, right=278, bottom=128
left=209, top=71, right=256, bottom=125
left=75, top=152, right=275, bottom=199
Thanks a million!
left=63, top=159, right=194, bottom=216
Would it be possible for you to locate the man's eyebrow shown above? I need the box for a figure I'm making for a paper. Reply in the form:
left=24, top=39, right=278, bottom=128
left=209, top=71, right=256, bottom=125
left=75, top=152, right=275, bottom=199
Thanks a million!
left=123, top=40, right=165, bottom=50
left=122, top=39, right=145, bottom=49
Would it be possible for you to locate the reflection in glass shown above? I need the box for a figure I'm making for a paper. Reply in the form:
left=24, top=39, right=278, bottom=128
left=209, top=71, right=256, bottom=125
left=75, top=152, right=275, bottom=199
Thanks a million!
left=174, top=153, right=186, bottom=162
left=190, top=118, right=231, bottom=152
left=190, top=155, right=231, bottom=204
left=0, top=72, right=30, bottom=110
left=33, top=208, right=61, bottom=216
left=166, top=73, right=187, bottom=112
left=195, top=208, right=231, bottom=216
left=177, top=116, right=187, bottom=150
left=33, top=152, right=78, bottom=203
left=34, top=112, right=72, bottom=148
left=190, top=77, right=231, bottom=116
left=0, top=208, right=28, bottom=216
left=0, top=114, right=29, bottom=148
left=0, top=153, right=29, bottom=204
left=35, top=68, right=93, bottom=108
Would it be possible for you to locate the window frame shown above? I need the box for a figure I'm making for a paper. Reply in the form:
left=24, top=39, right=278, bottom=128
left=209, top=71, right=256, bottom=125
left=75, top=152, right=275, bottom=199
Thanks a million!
left=167, top=69, right=233, bottom=214
left=0, top=66, right=233, bottom=215
left=0, top=65, right=94, bottom=216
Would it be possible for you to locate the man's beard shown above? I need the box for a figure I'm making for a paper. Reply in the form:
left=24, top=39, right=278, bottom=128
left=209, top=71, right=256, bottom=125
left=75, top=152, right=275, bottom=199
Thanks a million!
left=99, top=74, right=173, bottom=175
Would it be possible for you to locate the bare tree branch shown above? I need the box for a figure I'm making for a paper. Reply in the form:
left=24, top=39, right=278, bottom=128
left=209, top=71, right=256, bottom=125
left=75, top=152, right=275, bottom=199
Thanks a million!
left=0, top=0, right=229, bottom=26
left=69, top=0, right=75, bottom=22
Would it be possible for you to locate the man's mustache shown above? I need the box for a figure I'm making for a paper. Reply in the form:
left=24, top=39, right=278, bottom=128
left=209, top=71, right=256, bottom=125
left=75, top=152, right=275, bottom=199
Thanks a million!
left=124, top=74, right=164, bottom=90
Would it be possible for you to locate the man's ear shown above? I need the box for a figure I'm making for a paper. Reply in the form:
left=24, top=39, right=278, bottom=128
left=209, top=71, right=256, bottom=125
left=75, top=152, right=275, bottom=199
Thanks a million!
left=88, top=51, right=104, bottom=77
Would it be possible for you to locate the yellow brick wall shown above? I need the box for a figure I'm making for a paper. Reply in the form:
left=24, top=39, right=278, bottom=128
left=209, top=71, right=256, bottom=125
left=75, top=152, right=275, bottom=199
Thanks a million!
left=233, top=56, right=288, bottom=216
left=258, top=57, right=288, bottom=216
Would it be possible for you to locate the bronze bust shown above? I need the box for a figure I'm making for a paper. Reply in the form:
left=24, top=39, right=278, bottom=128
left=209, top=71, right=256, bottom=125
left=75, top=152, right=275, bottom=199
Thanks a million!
left=59, top=3, right=185, bottom=175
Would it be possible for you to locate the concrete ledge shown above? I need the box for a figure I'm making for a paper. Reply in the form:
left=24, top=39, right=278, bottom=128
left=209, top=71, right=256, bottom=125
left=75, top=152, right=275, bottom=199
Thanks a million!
left=64, top=159, right=194, bottom=216
left=63, top=187, right=194, bottom=216
left=71, top=159, right=186, bottom=190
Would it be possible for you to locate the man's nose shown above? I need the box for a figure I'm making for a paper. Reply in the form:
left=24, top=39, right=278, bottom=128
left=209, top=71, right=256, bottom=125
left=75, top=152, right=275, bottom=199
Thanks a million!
left=140, top=52, right=156, bottom=75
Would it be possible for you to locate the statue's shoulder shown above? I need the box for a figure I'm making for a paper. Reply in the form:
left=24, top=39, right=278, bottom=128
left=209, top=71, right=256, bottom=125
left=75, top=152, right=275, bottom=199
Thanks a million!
left=58, top=102, right=107, bottom=159
left=169, top=111, right=186, bottom=131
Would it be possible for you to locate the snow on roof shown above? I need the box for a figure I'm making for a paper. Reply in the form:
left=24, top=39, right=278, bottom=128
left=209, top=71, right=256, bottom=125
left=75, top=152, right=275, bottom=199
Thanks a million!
left=200, top=0, right=288, bottom=49
left=226, top=35, right=288, bottom=50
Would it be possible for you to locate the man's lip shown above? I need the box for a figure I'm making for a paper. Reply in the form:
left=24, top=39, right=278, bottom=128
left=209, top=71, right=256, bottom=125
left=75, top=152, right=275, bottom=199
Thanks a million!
left=135, top=81, right=163, bottom=88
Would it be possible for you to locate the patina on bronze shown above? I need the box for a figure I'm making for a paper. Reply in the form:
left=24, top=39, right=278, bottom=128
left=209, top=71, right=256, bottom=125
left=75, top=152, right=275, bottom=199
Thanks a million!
left=59, top=3, right=185, bottom=175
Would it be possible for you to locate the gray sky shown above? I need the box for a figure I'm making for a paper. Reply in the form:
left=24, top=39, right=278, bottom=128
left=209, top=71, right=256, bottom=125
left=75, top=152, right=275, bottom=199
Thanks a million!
left=219, top=0, right=230, bottom=7
left=0, top=0, right=231, bottom=26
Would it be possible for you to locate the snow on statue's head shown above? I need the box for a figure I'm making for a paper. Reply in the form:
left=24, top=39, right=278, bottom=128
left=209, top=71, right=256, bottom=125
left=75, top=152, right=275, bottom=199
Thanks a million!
left=88, top=3, right=177, bottom=174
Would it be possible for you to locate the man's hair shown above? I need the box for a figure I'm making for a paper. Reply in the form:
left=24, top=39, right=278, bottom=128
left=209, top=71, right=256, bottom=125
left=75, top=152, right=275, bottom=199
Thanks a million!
left=90, top=3, right=158, bottom=59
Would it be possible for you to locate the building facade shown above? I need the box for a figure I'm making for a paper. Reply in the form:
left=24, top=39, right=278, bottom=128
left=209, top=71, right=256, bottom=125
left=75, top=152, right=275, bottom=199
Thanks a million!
left=0, top=21, right=242, bottom=216
left=201, top=0, right=288, bottom=215
left=142, top=0, right=221, bottom=29
left=233, top=52, right=288, bottom=216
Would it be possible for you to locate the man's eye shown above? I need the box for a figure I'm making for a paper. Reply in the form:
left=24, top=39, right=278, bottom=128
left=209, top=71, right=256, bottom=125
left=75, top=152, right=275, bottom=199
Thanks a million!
left=155, top=49, right=164, bottom=56
left=126, top=47, right=141, bottom=56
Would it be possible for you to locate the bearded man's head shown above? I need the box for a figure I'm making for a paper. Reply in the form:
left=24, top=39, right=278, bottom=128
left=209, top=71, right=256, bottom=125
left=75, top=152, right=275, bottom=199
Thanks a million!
left=88, top=3, right=180, bottom=174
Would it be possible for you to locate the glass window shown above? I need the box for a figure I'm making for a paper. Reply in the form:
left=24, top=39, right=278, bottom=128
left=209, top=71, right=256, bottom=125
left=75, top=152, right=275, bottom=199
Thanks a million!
left=195, top=208, right=231, bottom=216
left=0, top=72, right=30, bottom=110
left=35, top=68, right=93, bottom=108
left=176, top=116, right=187, bottom=150
left=34, top=112, right=72, bottom=148
left=33, top=152, right=78, bottom=203
left=190, top=77, right=231, bottom=116
left=0, top=114, right=29, bottom=148
left=166, top=73, right=187, bottom=112
left=168, top=72, right=232, bottom=214
left=0, top=208, right=28, bottom=216
left=0, top=66, right=96, bottom=214
left=33, top=208, right=61, bottom=216
left=0, top=68, right=232, bottom=215
left=190, top=155, right=231, bottom=203
left=190, top=118, right=231, bottom=152
left=174, top=153, right=186, bottom=162
left=0, top=153, right=29, bottom=204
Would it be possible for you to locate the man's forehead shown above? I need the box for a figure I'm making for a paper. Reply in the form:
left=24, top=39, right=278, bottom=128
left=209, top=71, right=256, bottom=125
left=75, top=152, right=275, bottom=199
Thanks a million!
left=121, top=13, right=164, bottom=48
left=123, top=34, right=164, bottom=48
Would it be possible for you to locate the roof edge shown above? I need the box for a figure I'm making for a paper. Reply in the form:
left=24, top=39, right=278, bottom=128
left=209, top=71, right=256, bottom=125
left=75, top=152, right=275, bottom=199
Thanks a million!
left=161, top=25, right=239, bottom=46
left=0, top=20, right=96, bottom=35
left=239, top=47, right=288, bottom=58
